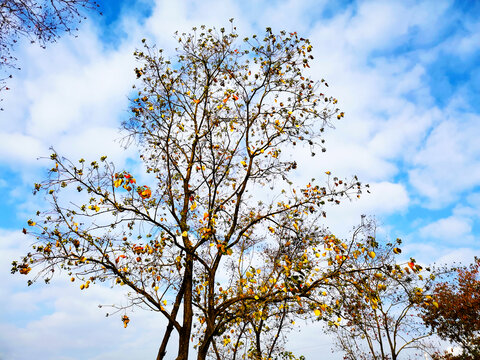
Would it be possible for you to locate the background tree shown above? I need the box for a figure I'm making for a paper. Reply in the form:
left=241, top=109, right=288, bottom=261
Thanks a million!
left=12, top=24, right=383, bottom=360
left=324, top=220, right=440, bottom=360
left=0, top=0, right=100, bottom=107
left=422, top=258, right=480, bottom=360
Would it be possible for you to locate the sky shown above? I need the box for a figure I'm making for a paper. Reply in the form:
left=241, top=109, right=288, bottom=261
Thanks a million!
left=1, top=0, right=479, bottom=358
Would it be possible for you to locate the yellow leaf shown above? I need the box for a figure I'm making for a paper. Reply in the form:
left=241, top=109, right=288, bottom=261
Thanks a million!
left=369, top=251, right=376, bottom=259
left=240, top=160, right=247, bottom=166
left=190, top=202, right=197, bottom=211
left=122, top=315, right=130, bottom=328
left=314, top=309, right=321, bottom=316
left=162, top=300, right=167, bottom=306
left=181, top=231, right=188, bottom=237
left=433, top=301, right=439, bottom=308
left=114, top=179, right=123, bottom=188
left=293, top=222, right=299, bottom=231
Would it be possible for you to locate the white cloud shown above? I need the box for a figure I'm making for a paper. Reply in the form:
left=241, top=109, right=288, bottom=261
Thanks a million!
left=435, top=248, right=479, bottom=267
left=344, top=2, right=413, bottom=52
left=0, top=132, right=46, bottom=166
left=419, top=216, right=473, bottom=242
left=24, top=44, right=134, bottom=140
left=409, top=113, right=480, bottom=208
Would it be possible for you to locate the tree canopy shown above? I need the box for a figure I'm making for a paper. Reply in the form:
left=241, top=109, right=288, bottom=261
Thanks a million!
left=12, top=24, right=414, bottom=360
left=422, top=258, right=480, bottom=360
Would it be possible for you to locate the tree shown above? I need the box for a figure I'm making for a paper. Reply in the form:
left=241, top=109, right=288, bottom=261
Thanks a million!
left=13, top=24, right=380, bottom=360
left=422, top=258, right=480, bottom=359
left=0, top=0, right=99, bottom=106
left=202, top=223, right=384, bottom=360
left=325, top=221, right=440, bottom=360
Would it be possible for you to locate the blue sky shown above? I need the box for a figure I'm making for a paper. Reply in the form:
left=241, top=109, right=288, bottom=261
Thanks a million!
left=1, top=0, right=479, bottom=359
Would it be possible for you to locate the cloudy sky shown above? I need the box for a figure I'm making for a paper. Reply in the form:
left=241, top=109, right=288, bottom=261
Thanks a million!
left=1, top=0, right=479, bottom=358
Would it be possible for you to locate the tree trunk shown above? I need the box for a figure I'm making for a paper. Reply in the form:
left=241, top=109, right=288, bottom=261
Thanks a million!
left=196, top=325, right=215, bottom=360
left=156, top=273, right=186, bottom=360
left=176, top=255, right=194, bottom=360
left=156, top=321, right=174, bottom=360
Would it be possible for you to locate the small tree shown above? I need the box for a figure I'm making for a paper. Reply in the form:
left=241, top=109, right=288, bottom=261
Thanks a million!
left=13, top=24, right=382, bottom=360
left=325, top=221, right=439, bottom=360
left=422, top=258, right=480, bottom=359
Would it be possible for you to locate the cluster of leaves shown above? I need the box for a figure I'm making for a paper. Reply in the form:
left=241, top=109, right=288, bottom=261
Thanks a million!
left=12, top=23, right=392, bottom=360
left=422, top=258, right=480, bottom=360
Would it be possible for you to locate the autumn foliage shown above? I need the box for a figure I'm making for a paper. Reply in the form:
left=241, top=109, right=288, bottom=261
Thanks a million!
left=422, top=258, right=480, bottom=359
